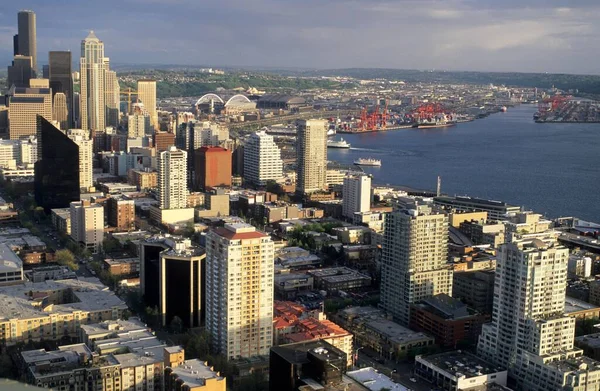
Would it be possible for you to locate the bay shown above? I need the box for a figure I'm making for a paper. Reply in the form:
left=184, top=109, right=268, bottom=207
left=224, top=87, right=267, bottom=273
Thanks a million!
left=327, top=104, right=600, bottom=222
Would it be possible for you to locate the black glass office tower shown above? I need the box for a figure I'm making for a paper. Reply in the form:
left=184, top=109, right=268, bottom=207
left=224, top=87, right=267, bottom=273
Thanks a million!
left=48, top=51, right=73, bottom=127
left=17, top=10, right=36, bottom=74
left=34, top=116, right=80, bottom=212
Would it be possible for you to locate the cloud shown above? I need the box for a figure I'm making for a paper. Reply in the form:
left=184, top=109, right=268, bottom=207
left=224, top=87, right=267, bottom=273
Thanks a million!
left=1, top=0, right=600, bottom=73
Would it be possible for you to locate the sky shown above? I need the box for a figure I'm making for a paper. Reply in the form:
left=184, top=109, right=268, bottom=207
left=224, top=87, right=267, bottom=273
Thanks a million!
left=1, top=0, right=600, bottom=74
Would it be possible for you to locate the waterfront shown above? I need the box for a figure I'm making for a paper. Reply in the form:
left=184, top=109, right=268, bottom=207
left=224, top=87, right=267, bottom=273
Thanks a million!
left=328, top=104, right=600, bottom=222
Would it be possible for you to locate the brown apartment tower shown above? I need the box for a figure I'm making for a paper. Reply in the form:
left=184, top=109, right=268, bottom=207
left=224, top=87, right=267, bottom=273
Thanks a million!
left=194, top=146, right=231, bottom=191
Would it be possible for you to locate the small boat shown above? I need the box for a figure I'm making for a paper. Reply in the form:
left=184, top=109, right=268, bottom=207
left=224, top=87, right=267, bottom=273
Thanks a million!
left=327, top=129, right=336, bottom=136
left=327, top=138, right=351, bottom=148
left=354, top=158, right=381, bottom=167
left=501, top=106, right=508, bottom=112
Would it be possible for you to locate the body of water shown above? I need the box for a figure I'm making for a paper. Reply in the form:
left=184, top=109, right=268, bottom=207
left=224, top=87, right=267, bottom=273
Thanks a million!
left=328, top=104, right=600, bottom=222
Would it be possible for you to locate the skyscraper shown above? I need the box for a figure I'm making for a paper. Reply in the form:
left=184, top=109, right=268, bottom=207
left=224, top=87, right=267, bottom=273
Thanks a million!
left=194, top=147, right=232, bottom=190
left=158, top=146, right=188, bottom=210
left=52, top=92, right=68, bottom=130
left=8, top=86, right=52, bottom=140
left=243, top=131, right=283, bottom=186
left=128, top=113, right=150, bottom=138
left=7, top=55, right=33, bottom=88
left=34, top=117, right=80, bottom=211
left=80, top=31, right=107, bottom=134
left=48, top=51, right=73, bottom=128
left=296, top=119, right=327, bottom=194
left=476, top=231, right=600, bottom=390
left=105, top=69, right=120, bottom=127
left=380, top=202, right=452, bottom=326
left=342, top=174, right=371, bottom=219
left=17, top=11, right=37, bottom=74
left=137, top=80, right=157, bottom=129
left=66, top=129, right=93, bottom=193
left=206, top=223, right=274, bottom=360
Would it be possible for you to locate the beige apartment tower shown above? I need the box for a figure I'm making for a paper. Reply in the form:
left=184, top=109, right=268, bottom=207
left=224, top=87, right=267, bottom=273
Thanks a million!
left=79, top=31, right=107, bottom=134
left=206, top=223, right=274, bottom=360
left=70, top=200, right=104, bottom=253
left=105, top=69, right=120, bottom=127
left=137, top=80, right=157, bottom=129
left=296, top=119, right=327, bottom=194
left=380, top=202, right=452, bottom=326
left=158, top=146, right=188, bottom=210
left=66, top=129, right=93, bottom=192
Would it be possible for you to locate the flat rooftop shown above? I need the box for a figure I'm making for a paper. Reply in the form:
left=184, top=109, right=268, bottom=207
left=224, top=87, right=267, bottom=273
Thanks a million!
left=0, top=243, right=22, bottom=273
left=308, top=267, right=371, bottom=284
left=347, top=367, right=408, bottom=391
left=367, top=319, right=432, bottom=345
left=170, top=359, right=224, bottom=388
left=417, top=351, right=505, bottom=379
left=546, top=355, right=600, bottom=374
left=565, top=296, right=600, bottom=313
left=0, top=277, right=127, bottom=321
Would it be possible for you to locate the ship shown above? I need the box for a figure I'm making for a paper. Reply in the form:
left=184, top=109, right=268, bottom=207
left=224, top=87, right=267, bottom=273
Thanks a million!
left=354, top=158, right=381, bottom=167
left=327, top=138, right=351, bottom=149
left=413, top=113, right=456, bottom=129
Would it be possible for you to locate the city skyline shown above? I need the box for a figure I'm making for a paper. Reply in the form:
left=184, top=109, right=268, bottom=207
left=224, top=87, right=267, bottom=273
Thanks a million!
left=1, top=2, right=600, bottom=74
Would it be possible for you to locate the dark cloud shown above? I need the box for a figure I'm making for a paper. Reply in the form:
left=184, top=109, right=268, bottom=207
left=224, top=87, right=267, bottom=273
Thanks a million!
left=1, top=0, right=599, bottom=73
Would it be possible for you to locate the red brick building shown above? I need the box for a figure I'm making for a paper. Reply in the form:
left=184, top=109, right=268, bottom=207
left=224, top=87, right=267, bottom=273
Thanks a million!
left=409, top=293, right=489, bottom=349
left=194, top=147, right=232, bottom=190
left=154, top=131, right=175, bottom=152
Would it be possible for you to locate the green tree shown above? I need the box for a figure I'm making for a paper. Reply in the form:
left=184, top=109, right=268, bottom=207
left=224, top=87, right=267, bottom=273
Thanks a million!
left=55, top=249, right=78, bottom=271
left=170, top=316, right=184, bottom=334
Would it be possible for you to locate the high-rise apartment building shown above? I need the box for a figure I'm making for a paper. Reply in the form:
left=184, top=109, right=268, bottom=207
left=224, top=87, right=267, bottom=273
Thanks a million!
left=154, top=131, right=175, bottom=152
left=66, top=129, right=93, bottom=192
left=477, top=231, right=600, bottom=391
left=137, top=80, right=157, bottom=129
left=105, top=69, right=120, bottom=128
left=194, top=147, right=232, bottom=190
left=206, top=223, right=274, bottom=360
left=140, top=236, right=206, bottom=328
left=52, top=92, right=68, bottom=130
left=158, top=146, right=188, bottom=210
left=34, top=117, right=80, bottom=211
left=342, top=174, right=371, bottom=219
left=70, top=200, right=104, bottom=253
left=80, top=31, right=107, bottom=134
left=48, top=51, right=73, bottom=128
left=8, top=86, right=52, bottom=140
left=17, top=11, right=37, bottom=74
left=243, top=131, right=283, bottom=186
left=380, top=202, right=452, bottom=326
left=128, top=113, right=150, bottom=138
left=296, top=119, right=327, bottom=194
left=106, top=196, right=135, bottom=231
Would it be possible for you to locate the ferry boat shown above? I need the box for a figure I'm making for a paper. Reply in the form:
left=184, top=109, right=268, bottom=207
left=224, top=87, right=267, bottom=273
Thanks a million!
left=327, top=138, right=351, bottom=149
left=354, top=158, right=381, bottom=167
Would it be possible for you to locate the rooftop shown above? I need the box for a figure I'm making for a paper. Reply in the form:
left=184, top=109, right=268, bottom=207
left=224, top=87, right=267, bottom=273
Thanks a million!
left=214, top=224, right=266, bottom=240
left=414, top=293, right=471, bottom=319
left=565, top=296, right=600, bottom=314
left=271, top=339, right=346, bottom=365
left=367, top=319, right=432, bottom=345
left=170, top=359, right=224, bottom=388
left=0, top=243, right=22, bottom=273
left=0, top=277, right=127, bottom=321
left=417, top=351, right=506, bottom=379
left=545, top=355, right=600, bottom=374
left=347, top=367, right=408, bottom=391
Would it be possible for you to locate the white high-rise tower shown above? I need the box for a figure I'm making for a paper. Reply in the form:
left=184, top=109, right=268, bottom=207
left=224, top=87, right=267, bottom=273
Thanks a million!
left=243, top=131, right=283, bottom=186
left=158, top=146, right=188, bottom=210
left=79, top=31, right=107, bottom=134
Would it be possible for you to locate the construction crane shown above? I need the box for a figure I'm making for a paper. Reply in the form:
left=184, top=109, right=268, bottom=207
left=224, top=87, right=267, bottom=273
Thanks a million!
left=121, top=87, right=138, bottom=115
left=357, top=99, right=389, bottom=131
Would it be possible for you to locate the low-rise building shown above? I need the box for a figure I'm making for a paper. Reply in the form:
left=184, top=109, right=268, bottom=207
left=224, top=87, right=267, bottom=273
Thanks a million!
left=307, top=267, right=372, bottom=292
left=564, top=296, right=600, bottom=321
left=0, top=242, right=23, bottom=285
left=415, top=351, right=508, bottom=391
left=410, top=294, right=489, bottom=348
left=0, top=277, right=127, bottom=345
left=50, top=207, right=71, bottom=235
left=274, top=273, right=314, bottom=299
left=336, top=306, right=434, bottom=361
left=333, top=226, right=373, bottom=245
left=25, top=265, right=76, bottom=282
left=276, top=247, right=323, bottom=270
left=128, top=169, right=158, bottom=191
left=164, top=357, right=226, bottom=391
left=103, top=257, right=140, bottom=276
